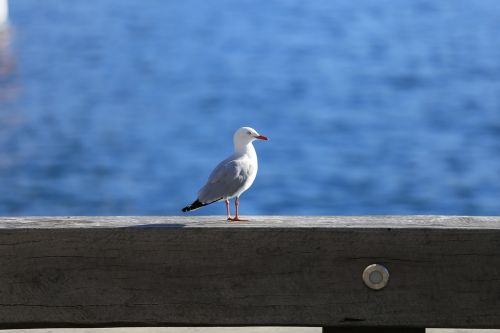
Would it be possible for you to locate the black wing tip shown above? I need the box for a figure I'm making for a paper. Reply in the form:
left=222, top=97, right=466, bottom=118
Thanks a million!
left=181, top=199, right=205, bottom=212
left=181, top=198, right=224, bottom=212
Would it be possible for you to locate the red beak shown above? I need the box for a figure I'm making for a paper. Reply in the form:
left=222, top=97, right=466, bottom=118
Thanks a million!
left=255, top=135, right=268, bottom=140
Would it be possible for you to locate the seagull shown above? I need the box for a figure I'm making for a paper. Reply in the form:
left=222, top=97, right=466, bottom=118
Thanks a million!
left=182, top=127, right=268, bottom=221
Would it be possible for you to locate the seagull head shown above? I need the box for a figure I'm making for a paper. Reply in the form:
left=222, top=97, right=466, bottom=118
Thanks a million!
left=234, top=127, right=268, bottom=148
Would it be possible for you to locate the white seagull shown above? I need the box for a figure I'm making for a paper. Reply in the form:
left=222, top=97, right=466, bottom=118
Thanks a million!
left=182, top=127, right=268, bottom=221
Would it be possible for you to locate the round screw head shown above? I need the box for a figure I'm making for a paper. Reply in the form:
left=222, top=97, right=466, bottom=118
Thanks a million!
left=362, top=264, right=390, bottom=290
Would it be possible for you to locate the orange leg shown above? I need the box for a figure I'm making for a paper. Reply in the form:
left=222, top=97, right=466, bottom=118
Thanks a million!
left=232, top=197, right=248, bottom=222
left=225, top=199, right=231, bottom=220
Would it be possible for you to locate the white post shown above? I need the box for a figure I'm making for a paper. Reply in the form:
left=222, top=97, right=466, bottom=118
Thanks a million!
left=0, top=0, right=8, bottom=30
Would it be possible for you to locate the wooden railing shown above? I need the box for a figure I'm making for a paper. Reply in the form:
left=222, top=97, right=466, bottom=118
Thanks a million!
left=0, top=216, right=499, bottom=332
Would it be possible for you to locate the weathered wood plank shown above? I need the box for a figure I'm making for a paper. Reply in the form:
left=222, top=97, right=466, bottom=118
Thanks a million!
left=0, top=215, right=499, bottom=229
left=0, top=216, right=499, bottom=329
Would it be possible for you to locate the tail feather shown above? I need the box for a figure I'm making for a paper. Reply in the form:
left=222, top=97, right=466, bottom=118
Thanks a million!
left=181, top=198, right=222, bottom=212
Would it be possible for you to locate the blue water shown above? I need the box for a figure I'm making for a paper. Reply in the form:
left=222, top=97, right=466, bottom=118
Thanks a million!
left=1, top=0, right=500, bottom=216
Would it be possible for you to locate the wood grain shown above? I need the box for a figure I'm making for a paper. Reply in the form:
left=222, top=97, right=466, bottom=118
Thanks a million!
left=0, top=216, right=499, bottom=329
left=323, top=328, right=425, bottom=333
left=0, top=215, right=499, bottom=229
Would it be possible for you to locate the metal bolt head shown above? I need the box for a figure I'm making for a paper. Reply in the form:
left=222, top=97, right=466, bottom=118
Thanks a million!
left=362, top=264, right=390, bottom=290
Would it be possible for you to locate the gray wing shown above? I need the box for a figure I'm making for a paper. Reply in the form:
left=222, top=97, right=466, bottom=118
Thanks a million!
left=197, top=158, right=249, bottom=203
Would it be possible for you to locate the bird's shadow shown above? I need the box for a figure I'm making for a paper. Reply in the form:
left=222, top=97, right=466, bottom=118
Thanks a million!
left=128, top=223, right=186, bottom=229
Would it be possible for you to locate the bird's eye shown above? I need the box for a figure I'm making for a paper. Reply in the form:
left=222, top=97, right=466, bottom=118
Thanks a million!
left=247, top=131, right=252, bottom=135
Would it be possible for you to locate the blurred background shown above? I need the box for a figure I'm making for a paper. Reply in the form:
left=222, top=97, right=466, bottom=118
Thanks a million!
left=0, top=0, right=500, bottom=216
